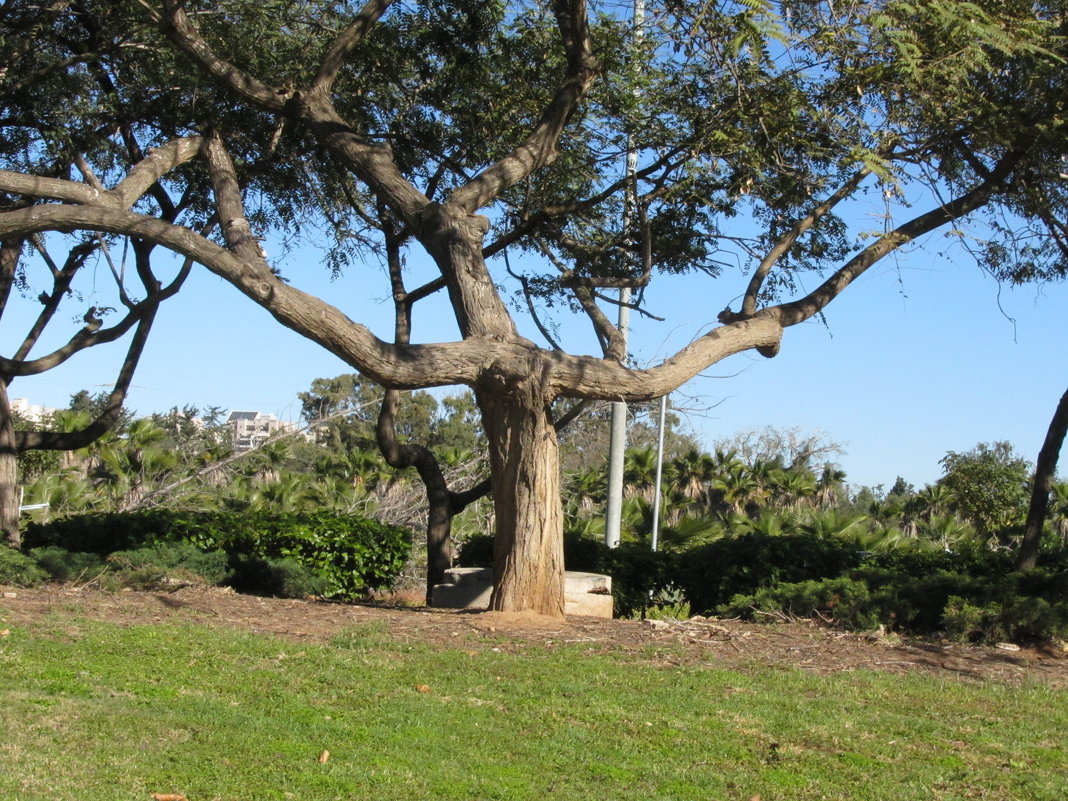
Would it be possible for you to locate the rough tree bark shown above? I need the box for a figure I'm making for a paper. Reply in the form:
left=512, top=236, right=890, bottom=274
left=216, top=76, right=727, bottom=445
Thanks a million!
left=0, top=380, right=20, bottom=546
left=477, top=368, right=567, bottom=615
left=1017, top=385, right=1068, bottom=571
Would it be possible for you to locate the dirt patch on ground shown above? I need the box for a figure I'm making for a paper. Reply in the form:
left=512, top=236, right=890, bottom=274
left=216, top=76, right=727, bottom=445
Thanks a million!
left=3, top=583, right=1067, bottom=687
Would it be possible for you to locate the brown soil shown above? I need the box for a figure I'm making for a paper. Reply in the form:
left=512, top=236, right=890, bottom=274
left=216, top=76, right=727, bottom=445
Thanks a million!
left=3, top=584, right=1067, bottom=687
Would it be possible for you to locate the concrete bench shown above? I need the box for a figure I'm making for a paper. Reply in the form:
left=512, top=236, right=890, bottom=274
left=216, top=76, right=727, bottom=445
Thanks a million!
left=430, top=567, right=614, bottom=618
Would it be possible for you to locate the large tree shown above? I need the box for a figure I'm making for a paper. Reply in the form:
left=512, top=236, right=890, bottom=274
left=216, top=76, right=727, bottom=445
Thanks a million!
left=1, top=1, right=1066, bottom=613
left=938, top=441, right=1032, bottom=541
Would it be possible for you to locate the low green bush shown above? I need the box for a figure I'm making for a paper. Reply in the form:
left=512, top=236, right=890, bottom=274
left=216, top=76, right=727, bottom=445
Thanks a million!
left=941, top=587, right=1068, bottom=645
left=228, top=555, right=331, bottom=599
left=23, top=510, right=412, bottom=600
left=29, top=546, right=104, bottom=582
left=0, top=546, right=47, bottom=587
left=593, top=541, right=680, bottom=618
left=720, top=577, right=883, bottom=631
left=680, top=532, right=866, bottom=615
left=107, top=543, right=231, bottom=586
left=719, top=563, right=1068, bottom=645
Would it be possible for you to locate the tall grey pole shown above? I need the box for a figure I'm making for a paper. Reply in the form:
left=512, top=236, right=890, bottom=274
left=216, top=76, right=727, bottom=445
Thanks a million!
left=604, top=0, right=644, bottom=549
left=604, top=289, right=630, bottom=549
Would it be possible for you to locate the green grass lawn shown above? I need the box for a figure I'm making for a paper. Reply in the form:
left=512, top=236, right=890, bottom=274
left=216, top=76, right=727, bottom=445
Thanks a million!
left=1, top=616, right=1065, bottom=801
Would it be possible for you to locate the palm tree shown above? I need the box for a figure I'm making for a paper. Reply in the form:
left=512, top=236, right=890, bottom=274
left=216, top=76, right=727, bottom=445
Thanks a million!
left=669, top=449, right=715, bottom=511
left=94, top=420, right=178, bottom=511
left=623, top=447, right=659, bottom=504
left=658, top=513, right=726, bottom=551
left=734, top=509, right=799, bottom=538
left=767, top=465, right=817, bottom=512
left=815, top=464, right=847, bottom=510
left=564, top=465, right=605, bottom=515
left=799, top=509, right=867, bottom=541
left=859, top=522, right=912, bottom=552
left=712, top=460, right=761, bottom=518
left=918, top=514, right=975, bottom=551
left=22, top=471, right=96, bottom=518
left=434, top=446, right=476, bottom=470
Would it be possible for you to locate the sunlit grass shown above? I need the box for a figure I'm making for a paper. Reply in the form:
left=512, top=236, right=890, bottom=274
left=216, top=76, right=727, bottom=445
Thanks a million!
left=1, top=616, right=1065, bottom=800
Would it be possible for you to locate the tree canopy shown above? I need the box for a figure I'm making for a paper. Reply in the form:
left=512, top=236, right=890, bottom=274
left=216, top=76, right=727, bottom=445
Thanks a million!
left=2, top=0, right=1066, bottom=612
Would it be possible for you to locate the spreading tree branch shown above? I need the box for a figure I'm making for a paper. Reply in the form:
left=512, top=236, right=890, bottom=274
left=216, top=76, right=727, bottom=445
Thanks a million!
left=448, top=0, right=599, bottom=213
left=311, top=0, right=396, bottom=95
left=16, top=307, right=157, bottom=451
left=741, top=166, right=871, bottom=316
left=767, top=152, right=1022, bottom=330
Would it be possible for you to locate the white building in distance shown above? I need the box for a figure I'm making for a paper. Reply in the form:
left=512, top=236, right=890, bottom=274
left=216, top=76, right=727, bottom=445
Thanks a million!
left=10, top=398, right=56, bottom=424
left=226, top=410, right=301, bottom=453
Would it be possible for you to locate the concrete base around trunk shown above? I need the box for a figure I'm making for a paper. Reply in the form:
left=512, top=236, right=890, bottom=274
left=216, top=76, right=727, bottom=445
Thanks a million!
left=430, top=567, right=614, bottom=618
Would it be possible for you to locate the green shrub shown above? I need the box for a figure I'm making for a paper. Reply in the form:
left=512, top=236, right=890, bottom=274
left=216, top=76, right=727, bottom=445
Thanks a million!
left=594, top=541, right=680, bottom=619
left=999, top=595, right=1068, bottom=643
left=0, top=546, right=47, bottom=587
left=29, top=546, right=104, bottom=582
left=943, top=593, right=1068, bottom=644
left=719, top=577, right=884, bottom=631
left=943, top=596, right=989, bottom=642
left=23, top=510, right=412, bottom=600
left=107, top=543, right=231, bottom=586
left=716, top=560, right=1068, bottom=644
left=865, top=546, right=1013, bottom=581
left=228, top=555, right=330, bottom=599
left=643, top=586, right=691, bottom=621
left=455, top=533, right=493, bottom=567
left=680, top=533, right=866, bottom=615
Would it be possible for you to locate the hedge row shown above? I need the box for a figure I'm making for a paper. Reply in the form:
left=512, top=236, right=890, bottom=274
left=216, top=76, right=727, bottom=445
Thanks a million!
left=22, top=510, right=412, bottom=600
left=458, top=532, right=1068, bottom=643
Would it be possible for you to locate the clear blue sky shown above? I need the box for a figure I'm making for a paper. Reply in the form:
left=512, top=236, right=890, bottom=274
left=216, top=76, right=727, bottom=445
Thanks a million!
left=4, top=226, right=1066, bottom=492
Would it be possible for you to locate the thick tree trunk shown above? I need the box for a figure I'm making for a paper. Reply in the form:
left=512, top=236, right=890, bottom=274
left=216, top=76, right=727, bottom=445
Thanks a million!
left=478, top=373, right=565, bottom=616
left=0, top=379, right=21, bottom=547
left=423, top=492, right=454, bottom=600
left=1017, top=385, right=1068, bottom=571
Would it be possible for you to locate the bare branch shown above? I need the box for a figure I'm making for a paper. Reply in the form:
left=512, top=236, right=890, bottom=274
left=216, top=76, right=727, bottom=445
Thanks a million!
left=13, top=240, right=97, bottom=362
left=533, top=236, right=622, bottom=358
left=0, top=136, right=203, bottom=211
left=203, top=131, right=271, bottom=268
left=96, top=234, right=135, bottom=308
left=482, top=148, right=686, bottom=259
left=16, top=308, right=158, bottom=451
left=0, top=197, right=496, bottom=389
left=311, top=0, right=396, bottom=95
left=448, top=0, right=599, bottom=213
left=0, top=170, right=122, bottom=209
left=768, top=154, right=1021, bottom=329
left=73, top=154, right=106, bottom=193
left=0, top=307, right=147, bottom=376
left=591, top=290, right=665, bottom=322
left=113, top=136, right=204, bottom=209
left=504, top=251, right=563, bottom=351
left=407, top=275, right=447, bottom=304
left=0, top=226, right=193, bottom=378
left=741, top=166, right=871, bottom=316
left=158, top=0, right=289, bottom=111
